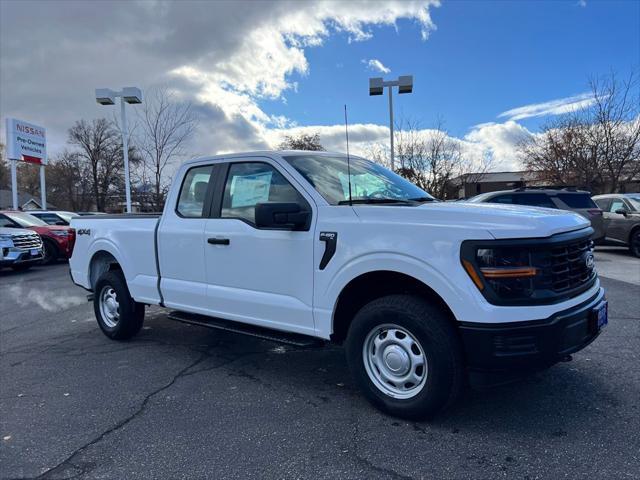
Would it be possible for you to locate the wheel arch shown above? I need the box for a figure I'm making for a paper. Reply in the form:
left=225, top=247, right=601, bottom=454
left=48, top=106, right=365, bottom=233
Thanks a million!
left=88, top=250, right=123, bottom=290
left=331, top=270, right=457, bottom=344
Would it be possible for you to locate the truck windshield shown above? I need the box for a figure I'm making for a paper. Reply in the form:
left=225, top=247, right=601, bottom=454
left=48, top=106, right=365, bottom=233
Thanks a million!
left=283, top=154, right=434, bottom=205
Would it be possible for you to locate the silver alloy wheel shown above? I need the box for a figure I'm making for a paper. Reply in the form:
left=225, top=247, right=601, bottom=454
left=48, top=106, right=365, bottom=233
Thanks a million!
left=99, top=285, right=120, bottom=328
left=363, top=324, right=428, bottom=399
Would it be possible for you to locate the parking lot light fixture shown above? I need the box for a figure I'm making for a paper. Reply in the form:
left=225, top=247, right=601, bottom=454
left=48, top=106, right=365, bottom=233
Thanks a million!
left=369, top=75, right=414, bottom=171
left=94, top=86, right=143, bottom=213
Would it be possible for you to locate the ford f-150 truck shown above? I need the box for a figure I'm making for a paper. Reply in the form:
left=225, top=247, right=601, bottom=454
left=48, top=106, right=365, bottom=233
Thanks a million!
left=69, top=151, right=607, bottom=419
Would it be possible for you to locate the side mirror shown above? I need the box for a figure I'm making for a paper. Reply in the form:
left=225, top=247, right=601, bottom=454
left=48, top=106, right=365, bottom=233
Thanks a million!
left=55, top=221, right=68, bottom=226
left=615, top=208, right=628, bottom=216
left=255, top=202, right=310, bottom=231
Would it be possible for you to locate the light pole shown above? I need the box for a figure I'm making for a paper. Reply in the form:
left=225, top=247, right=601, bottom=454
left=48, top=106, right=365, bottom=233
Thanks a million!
left=95, top=87, right=142, bottom=213
left=369, top=75, right=413, bottom=171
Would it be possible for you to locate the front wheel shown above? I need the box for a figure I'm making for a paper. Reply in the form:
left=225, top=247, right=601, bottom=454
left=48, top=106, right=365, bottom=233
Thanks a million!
left=41, top=239, right=58, bottom=265
left=345, top=294, right=464, bottom=420
left=629, top=229, right=640, bottom=258
left=93, top=270, right=145, bottom=340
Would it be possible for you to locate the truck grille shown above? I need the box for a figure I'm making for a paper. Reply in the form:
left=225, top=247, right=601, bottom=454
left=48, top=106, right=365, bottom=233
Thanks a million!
left=12, top=233, right=42, bottom=250
left=537, top=238, right=595, bottom=293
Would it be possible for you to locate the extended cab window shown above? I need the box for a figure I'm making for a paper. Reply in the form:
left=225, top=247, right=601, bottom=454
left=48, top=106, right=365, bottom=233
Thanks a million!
left=177, top=165, right=213, bottom=218
left=221, top=162, right=307, bottom=225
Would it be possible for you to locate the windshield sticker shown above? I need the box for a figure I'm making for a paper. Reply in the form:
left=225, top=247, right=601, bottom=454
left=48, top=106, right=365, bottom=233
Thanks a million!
left=230, top=171, right=273, bottom=207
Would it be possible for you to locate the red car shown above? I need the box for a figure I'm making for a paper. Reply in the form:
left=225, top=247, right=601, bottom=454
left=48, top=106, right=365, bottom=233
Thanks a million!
left=0, top=210, right=76, bottom=265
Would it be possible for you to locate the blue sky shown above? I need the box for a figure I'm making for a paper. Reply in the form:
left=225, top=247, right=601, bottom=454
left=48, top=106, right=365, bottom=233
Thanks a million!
left=264, top=0, right=639, bottom=138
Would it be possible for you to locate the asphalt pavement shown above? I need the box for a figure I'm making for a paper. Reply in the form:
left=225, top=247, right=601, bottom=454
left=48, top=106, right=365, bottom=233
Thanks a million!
left=1, top=252, right=639, bottom=480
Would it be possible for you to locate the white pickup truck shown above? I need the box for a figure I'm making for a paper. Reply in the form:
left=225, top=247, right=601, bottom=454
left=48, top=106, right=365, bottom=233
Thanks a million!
left=69, top=151, right=607, bottom=419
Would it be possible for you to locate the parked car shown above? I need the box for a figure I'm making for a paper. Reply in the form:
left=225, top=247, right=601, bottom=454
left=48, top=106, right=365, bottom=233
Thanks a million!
left=77, top=212, right=107, bottom=216
left=30, top=210, right=79, bottom=226
left=467, top=187, right=604, bottom=241
left=0, top=211, right=76, bottom=265
left=69, top=151, right=606, bottom=419
left=592, top=193, right=640, bottom=257
left=0, top=226, right=44, bottom=271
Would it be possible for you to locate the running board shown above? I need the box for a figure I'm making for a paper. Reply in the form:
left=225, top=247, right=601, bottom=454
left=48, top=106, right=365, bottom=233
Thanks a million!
left=167, top=311, right=325, bottom=347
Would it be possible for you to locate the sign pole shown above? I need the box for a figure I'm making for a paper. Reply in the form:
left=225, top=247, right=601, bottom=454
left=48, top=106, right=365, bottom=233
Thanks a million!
left=40, top=165, right=47, bottom=209
left=10, top=159, right=18, bottom=210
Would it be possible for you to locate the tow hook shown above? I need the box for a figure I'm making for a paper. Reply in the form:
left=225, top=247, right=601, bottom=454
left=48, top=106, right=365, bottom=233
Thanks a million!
left=560, top=354, right=573, bottom=362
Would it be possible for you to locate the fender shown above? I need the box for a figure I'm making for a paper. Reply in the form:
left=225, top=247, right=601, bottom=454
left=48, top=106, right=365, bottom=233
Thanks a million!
left=314, top=252, right=469, bottom=339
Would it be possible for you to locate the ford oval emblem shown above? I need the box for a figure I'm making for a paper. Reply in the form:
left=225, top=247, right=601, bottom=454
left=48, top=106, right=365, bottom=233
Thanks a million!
left=585, top=253, right=595, bottom=269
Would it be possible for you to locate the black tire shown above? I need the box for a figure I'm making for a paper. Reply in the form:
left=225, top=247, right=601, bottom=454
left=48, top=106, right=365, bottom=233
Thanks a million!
left=41, top=239, right=58, bottom=265
left=629, top=229, right=640, bottom=258
left=345, top=294, right=464, bottom=420
left=11, top=264, right=32, bottom=271
left=93, top=270, right=145, bottom=340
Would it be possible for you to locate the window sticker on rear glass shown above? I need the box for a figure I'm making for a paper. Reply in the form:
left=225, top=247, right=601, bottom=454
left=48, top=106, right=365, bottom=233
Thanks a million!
left=230, top=171, right=273, bottom=207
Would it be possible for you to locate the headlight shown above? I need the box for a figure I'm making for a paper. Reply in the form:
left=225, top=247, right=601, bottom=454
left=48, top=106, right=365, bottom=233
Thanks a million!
left=0, top=234, right=13, bottom=246
left=475, top=247, right=536, bottom=299
left=50, top=230, right=70, bottom=237
left=461, top=244, right=538, bottom=302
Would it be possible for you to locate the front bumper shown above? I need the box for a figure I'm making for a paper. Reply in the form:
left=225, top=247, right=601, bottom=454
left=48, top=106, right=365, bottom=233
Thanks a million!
left=0, top=247, right=44, bottom=267
left=458, top=287, right=606, bottom=374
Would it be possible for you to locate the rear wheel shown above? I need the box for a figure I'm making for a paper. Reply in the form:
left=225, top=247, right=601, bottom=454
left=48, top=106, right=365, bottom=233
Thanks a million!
left=629, top=229, right=640, bottom=258
left=93, top=270, right=145, bottom=340
left=345, top=294, right=464, bottom=420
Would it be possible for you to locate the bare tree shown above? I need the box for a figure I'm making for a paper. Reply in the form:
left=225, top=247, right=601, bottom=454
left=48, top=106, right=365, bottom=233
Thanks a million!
left=46, top=151, right=94, bottom=211
left=136, top=88, right=198, bottom=211
left=521, top=71, right=640, bottom=193
left=68, top=118, right=138, bottom=211
left=367, top=117, right=491, bottom=199
left=279, top=132, right=325, bottom=151
left=0, top=143, right=8, bottom=189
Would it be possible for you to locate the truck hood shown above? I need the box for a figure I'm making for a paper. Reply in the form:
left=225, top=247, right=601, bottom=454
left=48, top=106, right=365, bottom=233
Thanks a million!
left=353, top=202, right=590, bottom=239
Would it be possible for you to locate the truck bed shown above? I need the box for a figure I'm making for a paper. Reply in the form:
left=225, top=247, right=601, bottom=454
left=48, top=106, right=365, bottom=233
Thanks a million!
left=69, top=215, right=163, bottom=305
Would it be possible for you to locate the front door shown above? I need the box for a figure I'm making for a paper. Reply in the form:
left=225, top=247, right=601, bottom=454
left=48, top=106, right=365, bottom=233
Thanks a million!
left=204, top=159, right=316, bottom=336
left=604, top=197, right=630, bottom=242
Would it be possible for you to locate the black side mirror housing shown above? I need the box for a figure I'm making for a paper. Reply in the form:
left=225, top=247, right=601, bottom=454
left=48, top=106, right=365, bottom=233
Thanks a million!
left=615, top=208, right=628, bottom=216
left=255, top=202, right=310, bottom=231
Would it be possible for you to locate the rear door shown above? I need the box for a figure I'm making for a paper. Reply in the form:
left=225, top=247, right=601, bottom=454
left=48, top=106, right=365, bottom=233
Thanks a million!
left=203, top=157, right=316, bottom=336
left=157, top=163, right=219, bottom=313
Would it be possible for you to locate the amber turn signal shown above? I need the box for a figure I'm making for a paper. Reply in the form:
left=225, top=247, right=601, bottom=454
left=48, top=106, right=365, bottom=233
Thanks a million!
left=479, top=267, right=538, bottom=278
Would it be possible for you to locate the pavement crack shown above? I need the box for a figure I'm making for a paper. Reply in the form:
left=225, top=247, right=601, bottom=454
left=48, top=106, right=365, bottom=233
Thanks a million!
left=32, top=352, right=210, bottom=480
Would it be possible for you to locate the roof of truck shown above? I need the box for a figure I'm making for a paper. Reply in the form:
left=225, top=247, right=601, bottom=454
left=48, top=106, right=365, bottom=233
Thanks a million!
left=184, top=150, right=347, bottom=165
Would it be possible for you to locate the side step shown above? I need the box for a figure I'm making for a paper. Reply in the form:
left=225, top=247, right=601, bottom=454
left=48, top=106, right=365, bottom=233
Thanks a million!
left=167, top=310, right=325, bottom=348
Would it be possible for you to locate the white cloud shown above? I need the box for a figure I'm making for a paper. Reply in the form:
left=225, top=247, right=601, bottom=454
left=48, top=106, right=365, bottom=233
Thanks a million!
left=362, top=58, right=391, bottom=74
left=498, top=92, right=596, bottom=121
left=464, top=121, right=533, bottom=171
left=577, top=0, right=587, bottom=7
left=0, top=0, right=440, bottom=160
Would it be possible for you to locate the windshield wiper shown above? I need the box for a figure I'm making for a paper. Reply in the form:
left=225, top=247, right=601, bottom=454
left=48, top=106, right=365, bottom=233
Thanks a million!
left=408, top=196, right=435, bottom=203
left=338, top=198, right=418, bottom=205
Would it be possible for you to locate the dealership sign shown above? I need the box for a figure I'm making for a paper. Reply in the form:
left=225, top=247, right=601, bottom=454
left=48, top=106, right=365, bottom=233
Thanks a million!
left=5, top=117, right=47, bottom=164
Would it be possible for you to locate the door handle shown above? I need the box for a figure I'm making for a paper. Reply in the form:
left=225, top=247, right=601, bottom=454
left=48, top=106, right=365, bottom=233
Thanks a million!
left=207, top=238, right=230, bottom=245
